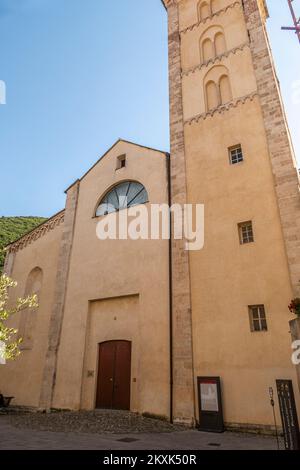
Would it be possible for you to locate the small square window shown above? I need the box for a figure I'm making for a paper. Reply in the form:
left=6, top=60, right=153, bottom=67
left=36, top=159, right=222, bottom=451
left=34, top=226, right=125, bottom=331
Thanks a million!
left=116, top=154, right=126, bottom=170
left=229, top=145, right=244, bottom=165
left=249, top=305, right=268, bottom=332
left=238, top=221, right=254, bottom=245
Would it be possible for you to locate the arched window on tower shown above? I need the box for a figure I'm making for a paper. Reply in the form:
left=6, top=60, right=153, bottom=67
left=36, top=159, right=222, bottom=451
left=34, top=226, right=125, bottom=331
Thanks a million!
left=200, top=26, right=227, bottom=64
left=202, top=38, right=215, bottom=62
left=206, top=80, right=220, bottom=111
left=219, top=74, right=232, bottom=104
left=18, top=267, right=43, bottom=350
left=214, top=32, right=226, bottom=56
left=204, top=65, right=232, bottom=112
left=198, top=1, right=211, bottom=21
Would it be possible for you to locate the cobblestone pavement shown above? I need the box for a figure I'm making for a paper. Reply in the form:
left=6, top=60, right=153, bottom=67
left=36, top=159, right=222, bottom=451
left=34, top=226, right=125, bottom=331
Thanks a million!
left=1, top=409, right=184, bottom=434
left=0, top=410, right=278, bottom=450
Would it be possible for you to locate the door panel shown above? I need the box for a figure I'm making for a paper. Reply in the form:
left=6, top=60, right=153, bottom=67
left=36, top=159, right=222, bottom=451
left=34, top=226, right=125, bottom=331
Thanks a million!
left=113, top=341, right=131, bottom=410
left=96, top=342, right=115, bottom=409
left=96, top=341, right=131, bottom=410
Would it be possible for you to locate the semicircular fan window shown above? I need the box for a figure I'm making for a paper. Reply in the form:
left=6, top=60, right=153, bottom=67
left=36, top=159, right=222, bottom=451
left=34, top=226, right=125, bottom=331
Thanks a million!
left=96, top=181, right=149, bottom=217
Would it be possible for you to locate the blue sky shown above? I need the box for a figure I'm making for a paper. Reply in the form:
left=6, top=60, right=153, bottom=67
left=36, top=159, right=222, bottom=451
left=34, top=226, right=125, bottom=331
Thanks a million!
left=0, top=0, right=299, bottom=217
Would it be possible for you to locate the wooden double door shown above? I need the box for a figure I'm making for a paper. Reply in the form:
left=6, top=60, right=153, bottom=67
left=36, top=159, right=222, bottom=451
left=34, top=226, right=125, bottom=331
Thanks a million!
left=96, top=340, right=131, bottom=410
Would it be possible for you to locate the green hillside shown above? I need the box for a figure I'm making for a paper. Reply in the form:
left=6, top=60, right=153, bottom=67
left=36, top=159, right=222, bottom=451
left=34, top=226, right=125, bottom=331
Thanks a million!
left=0, top=217, right=47, bottom=272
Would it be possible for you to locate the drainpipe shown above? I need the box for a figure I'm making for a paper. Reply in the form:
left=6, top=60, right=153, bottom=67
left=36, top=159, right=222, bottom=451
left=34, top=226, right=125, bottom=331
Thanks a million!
left=166, top=152, right=173, bottom=424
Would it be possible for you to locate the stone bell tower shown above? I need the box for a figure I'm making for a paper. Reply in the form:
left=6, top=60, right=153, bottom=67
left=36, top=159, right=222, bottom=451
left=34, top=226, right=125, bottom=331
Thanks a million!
left=162, top=0, right=300, bottom=426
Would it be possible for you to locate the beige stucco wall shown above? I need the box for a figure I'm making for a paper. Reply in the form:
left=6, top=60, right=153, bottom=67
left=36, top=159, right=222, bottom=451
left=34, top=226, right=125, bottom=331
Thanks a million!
left=1, top=0, right=299, bottom=431
left=185, top=98, right=299, bottom=426
left=182, top=47, right=256, bottom=120
left=181, top=2, right=248, bottom=72
left=181, top=3, right=256, bottom=121
left=52, top=141, right=171, bottom=417
left=81, top=295, right=140, bottom=410
left=179, top=0, right=235, bottom=32
left=0, top=225, right=63, bottom=407
left=179, top=0, right=300, bottom=427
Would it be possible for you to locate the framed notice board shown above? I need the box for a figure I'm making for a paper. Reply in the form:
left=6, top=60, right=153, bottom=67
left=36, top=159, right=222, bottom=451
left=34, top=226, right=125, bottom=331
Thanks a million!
left=197, top=376, right=224, bottom=433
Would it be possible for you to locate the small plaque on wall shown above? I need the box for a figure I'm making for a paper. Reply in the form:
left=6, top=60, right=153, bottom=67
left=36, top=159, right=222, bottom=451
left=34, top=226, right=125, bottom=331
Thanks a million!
left=197, top=377, right=224, bottom=433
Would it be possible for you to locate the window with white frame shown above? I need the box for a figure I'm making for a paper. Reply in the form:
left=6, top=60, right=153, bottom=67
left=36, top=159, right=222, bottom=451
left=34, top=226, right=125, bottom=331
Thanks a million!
left=249, top=305, right=268, bottom=332
left=229, top=145, right=243, bottom=165
left=238, top=221, right=254, bottom=245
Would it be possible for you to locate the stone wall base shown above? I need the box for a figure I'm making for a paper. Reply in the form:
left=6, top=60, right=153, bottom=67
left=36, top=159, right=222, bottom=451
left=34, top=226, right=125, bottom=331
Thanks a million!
left=1, top=405, right=39, bottom=414
left=173, top=417, right=196, bottom=427
left=225, top=421, right=282, bottom=436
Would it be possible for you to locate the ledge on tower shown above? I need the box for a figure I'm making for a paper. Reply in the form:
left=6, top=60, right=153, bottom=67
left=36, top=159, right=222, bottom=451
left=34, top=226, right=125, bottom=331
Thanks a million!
left=161, top=0, right=269, bottom=21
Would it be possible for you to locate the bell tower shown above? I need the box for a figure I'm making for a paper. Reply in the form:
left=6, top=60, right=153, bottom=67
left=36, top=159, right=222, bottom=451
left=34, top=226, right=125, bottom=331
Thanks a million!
left=163, top=0, right=300, bottom=426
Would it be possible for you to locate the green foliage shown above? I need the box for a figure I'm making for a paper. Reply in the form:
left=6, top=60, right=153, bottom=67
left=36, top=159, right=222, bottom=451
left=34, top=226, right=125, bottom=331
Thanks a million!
left=0, top=217, right=46, bottom=272
left=0, top=274, right=38, bottom=361
left=289, top=298, right=300, bottom=317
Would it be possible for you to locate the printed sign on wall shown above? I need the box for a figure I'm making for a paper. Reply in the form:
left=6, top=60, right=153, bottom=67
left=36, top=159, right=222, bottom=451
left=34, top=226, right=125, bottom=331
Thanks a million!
left=197, top=377, right=224, bottom=433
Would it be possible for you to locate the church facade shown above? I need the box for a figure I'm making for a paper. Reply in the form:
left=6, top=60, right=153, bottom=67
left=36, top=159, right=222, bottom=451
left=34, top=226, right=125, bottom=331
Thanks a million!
left=1, top=0, right=300, bottom=431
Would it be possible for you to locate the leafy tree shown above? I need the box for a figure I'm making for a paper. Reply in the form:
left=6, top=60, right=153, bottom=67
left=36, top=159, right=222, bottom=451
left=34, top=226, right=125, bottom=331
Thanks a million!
left=0, top=274, right=38, bottom=361
left=0, top=217, right=46, bottom=271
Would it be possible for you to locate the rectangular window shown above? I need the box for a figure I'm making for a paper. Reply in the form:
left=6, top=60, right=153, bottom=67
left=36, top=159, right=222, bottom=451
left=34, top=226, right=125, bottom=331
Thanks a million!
left=238, top=221, right=254, bottom=244
left=116, top=154, right=126, bottom=170
left=249, top=305, right=268, bottom=332
left=229, top=145, right=243, bottom=165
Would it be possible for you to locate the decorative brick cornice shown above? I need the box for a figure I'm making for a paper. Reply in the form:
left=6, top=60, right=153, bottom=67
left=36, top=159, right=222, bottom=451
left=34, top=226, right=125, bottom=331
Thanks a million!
left=182, top=42, right=250, bottom=77
left=162, top=0, right=268, bottom=24
left=184, top=91, right=259, bottom=125
left=6, top=210, right=65, bottom=254
left=180, top=1, right=242, bottom=35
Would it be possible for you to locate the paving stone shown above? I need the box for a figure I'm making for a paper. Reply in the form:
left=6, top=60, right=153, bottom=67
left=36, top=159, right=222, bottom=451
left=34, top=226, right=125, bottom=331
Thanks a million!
left=0, top=410, right=278, bottom=450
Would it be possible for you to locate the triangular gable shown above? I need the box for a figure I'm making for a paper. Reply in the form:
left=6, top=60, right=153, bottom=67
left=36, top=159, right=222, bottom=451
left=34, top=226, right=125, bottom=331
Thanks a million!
left=65, top=139, right=168, bottom=193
